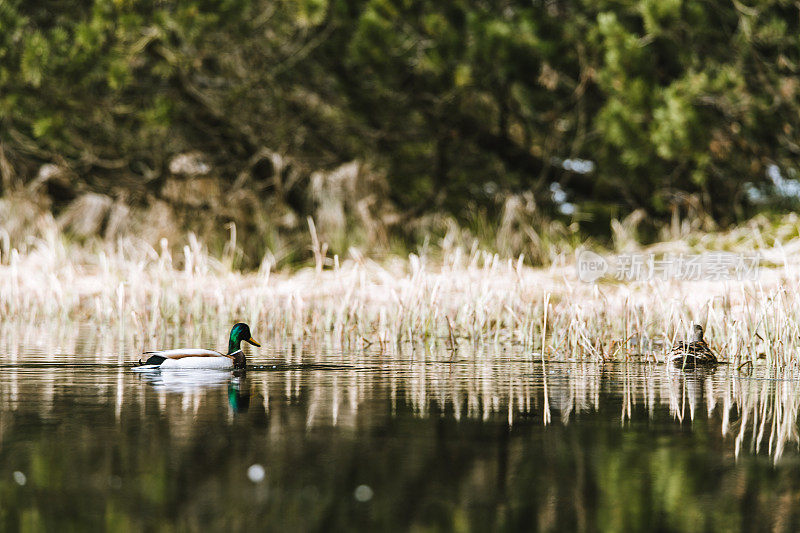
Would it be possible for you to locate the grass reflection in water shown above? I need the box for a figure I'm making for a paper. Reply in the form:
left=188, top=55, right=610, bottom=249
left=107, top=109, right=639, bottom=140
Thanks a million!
left=1, top=329, right=800, bottom=531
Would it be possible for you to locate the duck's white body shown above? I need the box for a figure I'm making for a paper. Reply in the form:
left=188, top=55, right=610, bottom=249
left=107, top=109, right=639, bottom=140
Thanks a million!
left=135, top=349, right=240, bottom=371
left=160, top=354, right=234, bottom=369
left=154, top=349, right=224, bottom=358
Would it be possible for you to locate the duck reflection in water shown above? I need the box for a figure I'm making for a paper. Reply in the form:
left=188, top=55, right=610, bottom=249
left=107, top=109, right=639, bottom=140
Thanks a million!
left=228, top=372, right=251, bottom=413
left=667, top=365, right=717, bottom=423
left=136, top=368, right=233, bottom=393
left=135, top=367, right=254, bottom=415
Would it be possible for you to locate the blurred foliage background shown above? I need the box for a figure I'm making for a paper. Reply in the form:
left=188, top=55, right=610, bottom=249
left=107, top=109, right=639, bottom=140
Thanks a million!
left=1, top=0, right=799, bottom=267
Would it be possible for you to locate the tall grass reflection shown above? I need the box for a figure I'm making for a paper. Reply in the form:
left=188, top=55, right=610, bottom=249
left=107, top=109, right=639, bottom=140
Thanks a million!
left=2, top=321, right=800, bottom=462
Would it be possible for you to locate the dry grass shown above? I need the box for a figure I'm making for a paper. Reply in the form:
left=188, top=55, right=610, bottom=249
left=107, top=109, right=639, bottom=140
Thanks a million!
left=3, top=207, right=800, bottom=369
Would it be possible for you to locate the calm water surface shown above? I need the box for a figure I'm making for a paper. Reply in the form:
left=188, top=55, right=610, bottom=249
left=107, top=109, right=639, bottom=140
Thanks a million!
left=2, top=324, right=800, bottom=531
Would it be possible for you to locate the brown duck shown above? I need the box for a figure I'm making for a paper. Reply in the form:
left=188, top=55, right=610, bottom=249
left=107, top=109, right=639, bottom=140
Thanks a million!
left=668, top=324, right=718, bottom=365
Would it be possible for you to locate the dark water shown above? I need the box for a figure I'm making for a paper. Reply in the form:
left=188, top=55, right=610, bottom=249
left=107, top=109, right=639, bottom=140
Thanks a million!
left=2, top=325, right=800, bottom=531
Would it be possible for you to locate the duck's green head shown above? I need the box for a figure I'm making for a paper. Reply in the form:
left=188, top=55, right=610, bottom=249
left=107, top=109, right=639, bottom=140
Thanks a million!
left=228, top=323, right=260, bottom=354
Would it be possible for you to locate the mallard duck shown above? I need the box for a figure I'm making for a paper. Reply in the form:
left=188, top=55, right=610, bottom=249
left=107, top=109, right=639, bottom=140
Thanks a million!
left=668, top=324, right=718, bottom=365
left=136, top=323, right=260, bottom=370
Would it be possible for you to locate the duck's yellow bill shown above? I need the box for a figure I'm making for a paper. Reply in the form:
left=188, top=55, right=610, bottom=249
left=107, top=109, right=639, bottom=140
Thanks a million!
left=248, top=337, right=261, bottom=347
